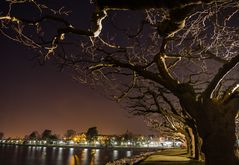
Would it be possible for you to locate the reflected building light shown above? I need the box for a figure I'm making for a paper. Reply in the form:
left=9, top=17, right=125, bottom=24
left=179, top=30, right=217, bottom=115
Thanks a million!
left=69, top=154, right=80, bottom=165
left=51, top=147, right=57, bottom=159
left=41, top=147, right=46, bottom=164
left=68, top=155, right=75, bottom=165
left=37, top=146, right=42, bottom=151
left=69, top=148, right=74, bottom=157
left=25, top=146, right=34, bottom=163
left=68, top=148, right=76, bottom=165
left=57, top=147, right=63, bottom=162
left=30, top=146, right=36, bottom=159
left=126, top=150, right=132, bottom=157
left=81, top=148, right=89, bottom=165
left=27, top=146, right=31, bottom=156
left=90, top=149, right=96, bottom=165
left=58, top=147, right=63, bottom=152
left=42, top=147, right=46, bottom=156
left=91, top=149, right=96, bottom=156
left=113, top=150, right=118, bottom=160
left=14, top=145, right=19, bottom=157
left=94, top=149, right=100, bottom=164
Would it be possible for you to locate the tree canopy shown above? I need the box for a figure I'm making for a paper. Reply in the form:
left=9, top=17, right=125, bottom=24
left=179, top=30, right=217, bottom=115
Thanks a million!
left=86, top=127, right=98, bottom=141
left=1, top=0, right=239, bottom=164
left=0, top=132, right=4, bottom=140
left=28, top=131, right=40, bottom=140
left=64, top=129, right=77, bottom=139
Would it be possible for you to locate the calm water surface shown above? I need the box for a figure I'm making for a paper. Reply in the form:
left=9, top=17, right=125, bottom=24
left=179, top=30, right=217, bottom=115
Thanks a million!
left=0, top=144, right=154, bottom=165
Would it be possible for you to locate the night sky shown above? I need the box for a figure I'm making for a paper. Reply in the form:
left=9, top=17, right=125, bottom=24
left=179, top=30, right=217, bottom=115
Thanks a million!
left=0, top=0, right=153, bottom=138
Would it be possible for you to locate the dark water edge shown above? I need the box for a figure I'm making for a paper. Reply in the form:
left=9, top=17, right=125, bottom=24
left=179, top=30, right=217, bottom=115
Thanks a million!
left=0, top=144, right=157, bottom=165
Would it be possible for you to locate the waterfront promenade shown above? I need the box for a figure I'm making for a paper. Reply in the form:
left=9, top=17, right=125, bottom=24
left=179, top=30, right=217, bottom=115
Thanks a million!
left=136, top=148, right=204, bottom=165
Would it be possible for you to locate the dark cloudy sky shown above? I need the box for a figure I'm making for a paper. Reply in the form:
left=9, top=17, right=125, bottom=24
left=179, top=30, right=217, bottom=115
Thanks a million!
left=0, top=0, right=154, bottom=138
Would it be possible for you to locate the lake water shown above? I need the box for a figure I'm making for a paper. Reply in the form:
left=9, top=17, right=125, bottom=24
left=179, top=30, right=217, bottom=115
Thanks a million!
left=0, top=144, right=154, bottom=165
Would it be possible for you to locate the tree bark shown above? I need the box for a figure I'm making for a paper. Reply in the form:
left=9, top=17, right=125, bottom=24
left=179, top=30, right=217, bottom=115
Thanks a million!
left=193, top=128, right=203, bottom=160
left=185, top=124, right=203, bottom=160
left=185, top=127, right=194, bottom=157
left=197, top=103, right=239, bottom=165
left=202, top=126, right=238, bottom=165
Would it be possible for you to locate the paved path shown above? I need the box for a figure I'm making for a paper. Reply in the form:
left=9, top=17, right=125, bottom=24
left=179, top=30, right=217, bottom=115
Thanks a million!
left=136, top=148, right=204, bottom=165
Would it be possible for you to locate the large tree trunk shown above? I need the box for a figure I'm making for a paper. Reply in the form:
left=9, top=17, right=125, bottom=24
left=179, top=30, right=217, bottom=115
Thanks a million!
left=202, top=133, right=238, bottom=164
left=184, top=125, right=203, bottom=160
left=201, top=122, right=238, bottom=164
left=179, top=93, right=239, bottom=164
left=197, top=103, right=239, bottom=165
left=192, top=127, right=202, bottom=160
left=185, top=118, right=203, bottom=160
left=185, top=127, right=194, bottom=157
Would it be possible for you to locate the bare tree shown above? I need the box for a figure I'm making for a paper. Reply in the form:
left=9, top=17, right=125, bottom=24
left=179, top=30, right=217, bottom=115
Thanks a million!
left=28, top=131, right=40, bottom=140
left=126, top=86, right=201, bottom=159
left=64, top=129, right=77, bottom=139
left=0, top=132, right=4, bottom=140
left=1, top=0, right=239, bottom=164
left=86, top=127, right=98, bottom=142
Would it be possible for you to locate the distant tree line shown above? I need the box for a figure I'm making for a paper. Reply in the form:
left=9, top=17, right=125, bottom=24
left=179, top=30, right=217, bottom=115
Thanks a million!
left=0, top=132, right=4, bottom=140
left=26, top=129, right=59, bottom=142
left=24, top=127, right=99, bottom=142
left=1, top=127, right=154, bottom=143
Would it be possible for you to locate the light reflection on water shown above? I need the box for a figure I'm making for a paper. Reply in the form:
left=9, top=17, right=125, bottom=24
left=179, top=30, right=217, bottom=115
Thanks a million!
left=93, top=149, right=100, bottom=164
left=126, top=150, right=132, bottom=157
left=81, top=148, right=89, bottom=165
left=0, top=144, right=154, bottom=165
left=113, top=150, right=119, bottom=160
left=57, top=147, right=64, bottom=165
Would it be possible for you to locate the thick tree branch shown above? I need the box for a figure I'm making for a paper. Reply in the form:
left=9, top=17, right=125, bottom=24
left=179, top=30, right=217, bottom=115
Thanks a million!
left=103, top=56, right=181, bottom=92
left=203, top=54, right=239, bottom=100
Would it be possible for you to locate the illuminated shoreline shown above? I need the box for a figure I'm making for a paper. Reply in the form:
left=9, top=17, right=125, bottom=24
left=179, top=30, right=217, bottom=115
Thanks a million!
left=0, top=142, right=165, bottom=150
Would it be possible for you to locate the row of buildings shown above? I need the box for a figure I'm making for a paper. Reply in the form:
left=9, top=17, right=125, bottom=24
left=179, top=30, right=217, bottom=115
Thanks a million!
left=0, top=134, right=183, bottom=148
